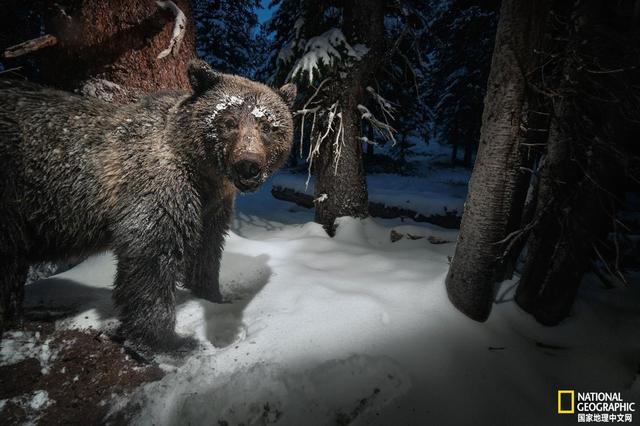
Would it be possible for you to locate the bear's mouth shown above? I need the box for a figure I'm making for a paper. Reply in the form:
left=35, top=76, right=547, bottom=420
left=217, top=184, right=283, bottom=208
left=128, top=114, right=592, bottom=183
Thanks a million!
left=233, top=177, right=261, bottom=193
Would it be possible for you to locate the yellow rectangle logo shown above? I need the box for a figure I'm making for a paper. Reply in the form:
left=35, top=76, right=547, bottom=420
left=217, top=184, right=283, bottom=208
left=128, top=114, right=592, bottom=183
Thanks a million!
left=558, top=390, right=575, bottom=414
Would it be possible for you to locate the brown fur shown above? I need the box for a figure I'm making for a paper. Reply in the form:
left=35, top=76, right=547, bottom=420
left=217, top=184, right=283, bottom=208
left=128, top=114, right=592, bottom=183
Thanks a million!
left=0, top=60, right=296, bottom=350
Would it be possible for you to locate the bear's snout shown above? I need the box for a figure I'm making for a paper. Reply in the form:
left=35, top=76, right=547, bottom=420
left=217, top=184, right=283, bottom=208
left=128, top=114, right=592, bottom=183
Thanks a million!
left=232, top=152, right=264, bottom=192
left=233, top=154, right=262, bottom=180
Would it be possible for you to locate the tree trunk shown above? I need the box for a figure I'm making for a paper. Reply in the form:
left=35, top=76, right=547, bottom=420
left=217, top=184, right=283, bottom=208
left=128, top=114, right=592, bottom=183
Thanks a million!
left=366, top=124, right=374, bottom=159
left=315, top=93, right=369, bottom=234
left=313, top=0, right=384, bottom=234
left=39, top=0, right=195, bottom=101
left=445, top=0, right=552, bottom=321
left=516, top=105, right=620, bottom=324
left=515, top=0, right=629, bottom=324
left=514, top=104, right=570, bottom=317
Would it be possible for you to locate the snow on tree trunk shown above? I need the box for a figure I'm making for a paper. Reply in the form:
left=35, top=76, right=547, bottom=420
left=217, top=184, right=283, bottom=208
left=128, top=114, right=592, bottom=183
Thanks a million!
left=445, top=0, right=551, bottom=321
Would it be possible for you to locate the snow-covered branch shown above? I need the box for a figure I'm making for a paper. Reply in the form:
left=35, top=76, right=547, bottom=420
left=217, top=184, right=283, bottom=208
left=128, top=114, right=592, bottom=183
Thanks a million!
left=156, top=1, right=187, bottom=59
left=367, top=86, right=397, bottom=120
left=357, top=104, right=397, bottom=145
left=295, top=78, right=329, bottom=160
left=359, top=136, right=378, bottom=145
left=304, top=101, right=342, bottom=188
left=314, top=193, right=328, bottom=203
left=289, top=28, right=369, bottom=83
left=360, top=86, right=398, bottom=145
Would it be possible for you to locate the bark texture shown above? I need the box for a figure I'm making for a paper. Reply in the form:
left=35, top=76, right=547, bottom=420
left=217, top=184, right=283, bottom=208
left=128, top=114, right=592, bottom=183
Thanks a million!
left=514, top=0, right=633, bottom=324
left=33, top=0, right=194, bottom=100
left=313, top=0, right=384, bottom=234
left=445, top=0, right=551, bottom=321
left=314, top=94, right=369, bottom=234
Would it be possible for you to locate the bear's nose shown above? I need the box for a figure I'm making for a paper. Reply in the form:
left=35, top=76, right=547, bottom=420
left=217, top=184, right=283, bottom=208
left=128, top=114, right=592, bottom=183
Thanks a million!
left=234, top=158, right=262, bottom=181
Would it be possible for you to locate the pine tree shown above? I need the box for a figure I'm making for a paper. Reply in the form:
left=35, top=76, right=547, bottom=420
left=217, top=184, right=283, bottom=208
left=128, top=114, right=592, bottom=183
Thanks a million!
left=422, top=0, right=498, bottom=166
left=445, top=0, right=551, bottom=322
left=446, top=0, right=639, bottom=324
left=261, top=0, right=304, bottom=85
left=193, top=0, right=260, bottom=77
left=265, top=0, right=446, bottom=232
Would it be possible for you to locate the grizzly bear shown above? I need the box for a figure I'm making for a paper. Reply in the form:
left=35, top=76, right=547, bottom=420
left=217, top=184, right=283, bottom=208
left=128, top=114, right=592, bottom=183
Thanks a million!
left=0, top=59, right=296, bottom=349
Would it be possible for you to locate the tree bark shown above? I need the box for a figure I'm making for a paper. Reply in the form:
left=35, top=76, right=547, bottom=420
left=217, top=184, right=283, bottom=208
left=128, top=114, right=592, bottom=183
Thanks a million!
left=445, top=0, right=552, bottom=321
left=515, top=0, right=630, bottom=324
left=38, top=0, right=195, bottom=101
left=313, top=0, right=384, bottom=234
left=314, top=93, right=369, bottom=234
left=516, top=104, right=620, bottom=324
left=366, top=124, right=375, bottom=159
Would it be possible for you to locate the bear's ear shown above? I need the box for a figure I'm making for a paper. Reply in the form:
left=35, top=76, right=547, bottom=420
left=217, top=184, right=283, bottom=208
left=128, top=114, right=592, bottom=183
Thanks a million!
left=188, top=59, right=221, bottom=94
left=278, top=83, right=297, bottom=108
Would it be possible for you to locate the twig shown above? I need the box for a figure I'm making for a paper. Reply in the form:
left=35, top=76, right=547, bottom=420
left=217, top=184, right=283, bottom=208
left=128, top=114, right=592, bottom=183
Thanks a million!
left=592, top=243, right=620, bottom=284
left=0, top=66, right=23, bottom=75
left=584, top=66, right=636, bottom=74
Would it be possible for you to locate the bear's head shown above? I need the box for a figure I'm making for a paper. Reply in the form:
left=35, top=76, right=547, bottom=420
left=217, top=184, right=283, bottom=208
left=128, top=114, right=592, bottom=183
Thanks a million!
left=185, top=59, right=296, bottom=192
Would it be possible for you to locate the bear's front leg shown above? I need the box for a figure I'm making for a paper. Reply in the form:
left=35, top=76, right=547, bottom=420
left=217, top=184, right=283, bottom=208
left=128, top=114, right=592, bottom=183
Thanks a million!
left=113, top=253, right=180, bottom=348
left=187, top=198, right=234, bottom=303
left=0, top=257, right=28, bottom=334
left=112, top=207, right=199, bottom=350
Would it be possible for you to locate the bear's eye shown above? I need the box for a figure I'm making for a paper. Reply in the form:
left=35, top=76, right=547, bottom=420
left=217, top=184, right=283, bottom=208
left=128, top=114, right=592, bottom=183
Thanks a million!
left=261, top=122, right=272, bottom=133
left=224, top=118, right=237, bottom=129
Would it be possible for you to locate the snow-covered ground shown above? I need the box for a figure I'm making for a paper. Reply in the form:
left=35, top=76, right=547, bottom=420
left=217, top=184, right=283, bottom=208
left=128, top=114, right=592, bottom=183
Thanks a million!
left=5, top=177, right=640, bottom=425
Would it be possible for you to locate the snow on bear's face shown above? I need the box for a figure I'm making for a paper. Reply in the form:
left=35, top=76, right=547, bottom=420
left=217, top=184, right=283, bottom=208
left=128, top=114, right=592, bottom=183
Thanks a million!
left=188, top=60, right=296, bottom=192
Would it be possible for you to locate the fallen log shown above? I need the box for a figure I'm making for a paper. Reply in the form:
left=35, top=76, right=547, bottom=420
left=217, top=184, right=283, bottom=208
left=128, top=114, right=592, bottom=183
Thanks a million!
left=271, top=185, right=462, bottom=229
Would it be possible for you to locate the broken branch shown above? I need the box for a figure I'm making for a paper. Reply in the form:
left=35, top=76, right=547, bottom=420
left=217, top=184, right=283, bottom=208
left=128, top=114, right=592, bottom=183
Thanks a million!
left=156, top=0, right=187, bottom=59
left=3, top=34, right=58, bottom=59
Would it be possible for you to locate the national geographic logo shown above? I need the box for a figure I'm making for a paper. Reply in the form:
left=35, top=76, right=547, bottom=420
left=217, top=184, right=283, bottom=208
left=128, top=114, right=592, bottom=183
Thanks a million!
left=559, top=390, right=576, bottom=414
left=557, top=390, right=635, bottom=423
